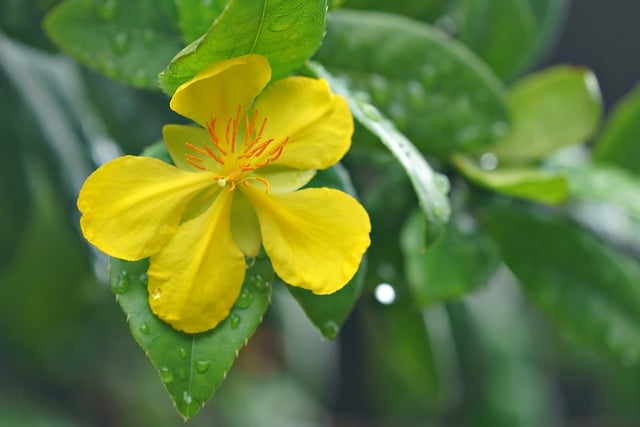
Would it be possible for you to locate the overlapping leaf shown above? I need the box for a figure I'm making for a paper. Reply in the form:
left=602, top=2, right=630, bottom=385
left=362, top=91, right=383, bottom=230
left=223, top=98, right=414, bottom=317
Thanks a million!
left=158, top=0, right=327, bottom=94
left=310, top=62, right=451, bottom=244
left=110, top=257, right=273, bottom=420
left=314, top=10, right=509, bottom=159
left=44, top=0, right=182, bottom=89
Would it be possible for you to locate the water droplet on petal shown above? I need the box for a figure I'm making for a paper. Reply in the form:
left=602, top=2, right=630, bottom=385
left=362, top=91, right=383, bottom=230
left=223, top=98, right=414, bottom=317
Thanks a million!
left=229, top=312, right=241, bottom=329
left=321, top=320, right=340, bottom=339
left=178, top=347, right=187, bottom=359
left=268, top=13, right=299, bottom=32
left=249, top=274, right=268, bottom=292
left=151, top=288, right=162, bottom=300
left=98, top=0, right=117, bottom=21
left=195, top=360, right=210, bottom=374
left=244, top=256, right=255, bottom=268
left=112, top=32, right=129, bottom=53
left=138, top=322, right=150, bottom=335
left=235, top=289, right=253, bottom=309
left=159, top=367, right=174, bottom=384
left=111, top=270, right=129, bottom=294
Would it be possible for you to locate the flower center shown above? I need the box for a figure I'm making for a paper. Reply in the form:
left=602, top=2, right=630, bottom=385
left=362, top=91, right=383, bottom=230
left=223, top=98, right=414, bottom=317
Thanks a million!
left=184, top=105, right=288, bottom=192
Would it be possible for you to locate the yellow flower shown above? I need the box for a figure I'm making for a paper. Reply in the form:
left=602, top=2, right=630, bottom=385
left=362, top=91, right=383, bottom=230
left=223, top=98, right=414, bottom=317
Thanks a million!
left=77, top=54, right=371, bottom=333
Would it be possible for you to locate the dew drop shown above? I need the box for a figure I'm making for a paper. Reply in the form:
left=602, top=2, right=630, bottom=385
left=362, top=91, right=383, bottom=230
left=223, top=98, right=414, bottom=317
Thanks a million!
left=358, top=100, right=381, bottom=121
left=150, top=288, right=162, bottom=300
left=268, top=13, right=299, bottom=32
left=178, top=369, right=187, bottom=381
left=321, top=320, right=340, bottom=339
left=138, top=271, right=148, bottom=284
left=244, top=256, right=255, bottom=268
left=159, top=367, right=174, bottom=384
left=374, top=283, right=396, bottom=305
left=183, top=391, right=193, bottom=404
left=138, top=322, right=150, bottom=335
left=178, top=347, right=187, bottom=359
left=98, top=0, right=117, bottom=22
left=235, top=289, right=253, bottom=309
left=479, top=153, right=498, bottom=171
left=112, top=32, right=129, bottom=53
left=434, top=174, right=450, bottom=194
left=195, top=360, right=210, bottom=374
left=229, top=312, right=241, bottom=329
left=249, top=273, right=268, bottom=292
left=111, top=270, right=129, bottom=294
left=131, top=68, right=147, bottom=87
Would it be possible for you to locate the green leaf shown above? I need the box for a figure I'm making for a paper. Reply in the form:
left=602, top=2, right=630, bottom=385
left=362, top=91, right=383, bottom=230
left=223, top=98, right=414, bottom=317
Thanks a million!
left=486, top=66, right=602, bottom=163
left=175, top=0, right=226, bottom=43
left=525, top=0, right=568, bottom=66
left=568, top=163, right=640, bottom=221
left=158, top=0, right=327, bottom=94
left=44, top=0, right=182, bottom=89
left=309, top=62, right=451, bottom=244
left=457, top=0, right=538, bottom=81
left=314, top=10, right=509, bottom=159
left=110, top=257, right=273, bottom=420
left=452, top=154, right=569, bottom=204
left=401, top=209, right=498, bottom=307
left=483, top=201, right=640, bottom=363
left=342, top=0, right=450, bottom=22
left=361, top=301, right=440, bottom=416
left=594, top=83, right=640, bottom=175
left=285, top=165, right=366, bottom=339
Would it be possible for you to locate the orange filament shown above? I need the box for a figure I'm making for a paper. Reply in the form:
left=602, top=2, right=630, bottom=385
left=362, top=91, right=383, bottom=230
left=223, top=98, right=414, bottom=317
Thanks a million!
left=183, top=105, right=289, bottom=192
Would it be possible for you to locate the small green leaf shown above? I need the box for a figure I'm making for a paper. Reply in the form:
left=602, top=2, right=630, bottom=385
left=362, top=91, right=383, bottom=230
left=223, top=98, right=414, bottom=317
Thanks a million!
left=175, top=0, right=226, bottom=43
left=44, top=0, right=182, bottom=89
left=457, top=0, right=538, bottom=81
left=452, top=154, right=569, bottom=204
left=285, top=165, right=366, bottom=339
left=594, top=83, right=640, bottom=175
left=314, top=10, right=509, bottom=159
left=158, top=0, right=327, bottom=94
left=110, top=257, right=273, bottom=420
left=486, top=66, right=602, bottom=163
left=310, top=62, right=451, bottom=244
left=401, top=209, right=499, bottom=307
left=483, top=201, right=640, bottom=363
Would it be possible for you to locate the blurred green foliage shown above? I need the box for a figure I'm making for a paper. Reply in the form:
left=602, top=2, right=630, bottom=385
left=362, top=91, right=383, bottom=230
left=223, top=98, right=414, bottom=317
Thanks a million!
left=3, top=0, right=640, bottom=425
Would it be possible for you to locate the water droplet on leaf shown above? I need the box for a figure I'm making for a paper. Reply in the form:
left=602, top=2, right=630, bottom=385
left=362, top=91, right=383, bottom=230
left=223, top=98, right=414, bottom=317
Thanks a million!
left=138, top=322, right=150, bottom=335
left=159, top=367, right=174, bottom=384
left=98, top=0, right=117, bottom=21
left=479, top=153, right=498, bottom=171
left=235, top=289, right=253, bottom=309
left=229, top=312, right=241, bottom=329
left=268, top=13, right=299, bottom=32
left=358, top=100, right=381, bottom=122
left=195, top=360, right=210, bottom=374
left=179, top=347, right=187, bottom=359
left=244, top=256, right=255, bottom=268
left=434, top=174, right=450, bottom=193
left=138, top=272, right=148, bottom=284
left=249, top=274, right=268, bottom=291
left=183, top=391, right=193, bottom=404
left=111, top=271, right=129, bottom=294
left=321, top=321, right=340, bottom=339
left=112, top=32, right=129, bottom=53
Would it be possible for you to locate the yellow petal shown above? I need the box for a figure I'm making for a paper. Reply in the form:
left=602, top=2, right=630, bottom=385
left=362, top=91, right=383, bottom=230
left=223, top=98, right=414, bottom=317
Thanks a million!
left=78, top=155, right=214, bottom=260
left=257, top=164, right=316, bottom=193
left=253, top=77, right=353, bottom=170
left=242, top=186, right=371, bottom=294
left=170, top=54, right=271, bottom=126
left=148, top=190, right=246, bottom=333
left=163, top=124, right=222, bottom=173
